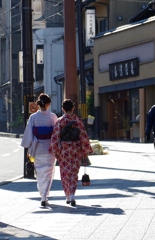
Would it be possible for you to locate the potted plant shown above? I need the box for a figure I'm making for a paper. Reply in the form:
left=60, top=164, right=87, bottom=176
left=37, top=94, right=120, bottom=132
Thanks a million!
left=123, top=116, right=130, bottom=138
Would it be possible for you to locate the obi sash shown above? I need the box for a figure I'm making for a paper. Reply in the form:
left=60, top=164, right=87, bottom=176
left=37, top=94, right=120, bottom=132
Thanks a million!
left=33, top=126, right=53, bottom=140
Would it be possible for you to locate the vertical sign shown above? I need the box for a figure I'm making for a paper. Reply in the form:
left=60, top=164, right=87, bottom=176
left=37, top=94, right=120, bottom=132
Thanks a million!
left=18, top=51, right=23, bottom=83
left=85, top=8, right=95, bottom=47
left=36, top=45, right=44, bottom=81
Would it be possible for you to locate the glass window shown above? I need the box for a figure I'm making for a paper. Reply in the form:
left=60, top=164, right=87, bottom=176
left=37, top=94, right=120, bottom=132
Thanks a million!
left=130, top=89, right=139, bottom=121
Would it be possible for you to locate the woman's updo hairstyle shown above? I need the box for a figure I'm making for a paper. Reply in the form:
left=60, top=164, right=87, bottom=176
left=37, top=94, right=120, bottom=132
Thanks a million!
left=36, top=93, right=51, bottom=107
left=62, top=99, right=75, bottom=111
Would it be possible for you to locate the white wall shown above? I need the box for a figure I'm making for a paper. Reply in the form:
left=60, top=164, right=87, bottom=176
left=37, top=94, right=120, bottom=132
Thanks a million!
left=33, top=28, right=79, bottom=115
left=33, top=27, right=64, bottom=114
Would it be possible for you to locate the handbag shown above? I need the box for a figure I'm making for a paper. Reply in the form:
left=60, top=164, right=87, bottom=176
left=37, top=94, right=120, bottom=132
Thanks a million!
left=81, top=157, right=90, bottom=186
left=25, top=160, right=34, bottom=178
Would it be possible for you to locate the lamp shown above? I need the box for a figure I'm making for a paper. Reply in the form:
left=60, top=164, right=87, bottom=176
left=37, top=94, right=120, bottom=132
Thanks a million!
left=36, top=45, right=44, bottom=64
left=118, top=16, right=122, bottom=21
left=36, top=45, right=44, bottom=81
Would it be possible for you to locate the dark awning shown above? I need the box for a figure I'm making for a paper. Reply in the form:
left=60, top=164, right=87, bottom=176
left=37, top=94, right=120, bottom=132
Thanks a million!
left=85, top=74, right=94, bottom=86
left=129, top=1, right=155, bottom=23
left=34, top=86, right=44, bottom=94
left=54, top=59, right=93, bottom=84
left=0, top=81, right=10, bottom=89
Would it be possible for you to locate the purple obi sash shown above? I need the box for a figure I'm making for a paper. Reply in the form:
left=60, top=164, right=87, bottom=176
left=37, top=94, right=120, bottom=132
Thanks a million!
left=33, top=126, right=53, bottom=140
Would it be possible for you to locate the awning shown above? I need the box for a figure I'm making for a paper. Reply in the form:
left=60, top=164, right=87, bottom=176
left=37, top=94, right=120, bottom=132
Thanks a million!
left=85, top=74, right=94, bottom=86
left=0, top=81, right=10, bottom=90
left=54, top=59, right=93, bottom=84
left=129, top=1, right=155, bottom=23
left=34, top=86, right=44, bottom=94
left=99, top=78, right=155, bottom=94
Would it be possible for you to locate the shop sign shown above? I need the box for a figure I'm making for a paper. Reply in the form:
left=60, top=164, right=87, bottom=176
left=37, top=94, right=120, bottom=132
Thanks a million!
left=85, top=8, right=95, bottom=47
left=109, top=58, right=139, bottom=81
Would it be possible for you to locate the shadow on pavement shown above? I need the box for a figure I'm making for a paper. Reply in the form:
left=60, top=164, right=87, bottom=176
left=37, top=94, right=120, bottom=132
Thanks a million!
left=0, top=221, right=57, bottom=240
left=32, top=203, right=125, bottom=216
left=0, top=179, right=62, bottom=192
left=1, top=177, right=155, bottom=199
left=89, top=164, right=155, bottom=175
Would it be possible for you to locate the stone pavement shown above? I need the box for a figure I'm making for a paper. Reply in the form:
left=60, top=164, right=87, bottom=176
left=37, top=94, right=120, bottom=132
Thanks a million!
left=0, top=141, right=155, bottom=240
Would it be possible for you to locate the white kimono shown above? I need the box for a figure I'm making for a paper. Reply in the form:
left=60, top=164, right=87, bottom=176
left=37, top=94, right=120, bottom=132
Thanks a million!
left=21, top=110, right=58, bottom=202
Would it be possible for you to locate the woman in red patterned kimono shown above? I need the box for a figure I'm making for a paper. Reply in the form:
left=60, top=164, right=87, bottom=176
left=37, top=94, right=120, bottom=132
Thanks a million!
left=49, top=99, right=93, bottom=206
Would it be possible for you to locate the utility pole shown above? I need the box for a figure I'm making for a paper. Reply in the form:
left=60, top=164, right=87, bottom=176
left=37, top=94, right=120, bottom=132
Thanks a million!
left=22, top=0, right=34, bottom=177
left=76, top=0, right=87, bottom=127
left=64, top=0, right=78, bottom=113
left=9, top=0, right=12, bottom=133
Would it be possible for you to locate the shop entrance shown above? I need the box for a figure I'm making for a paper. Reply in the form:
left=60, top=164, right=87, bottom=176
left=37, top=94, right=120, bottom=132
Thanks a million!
left=107, top=91, right=130, bottom=139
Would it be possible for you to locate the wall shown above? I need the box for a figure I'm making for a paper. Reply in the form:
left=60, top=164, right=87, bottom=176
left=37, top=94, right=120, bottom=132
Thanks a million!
left=33, top=27, right=64, bottom=114
left=33, top=28, right=80, bottom=115
left=109, top=0, right=150, bottom=28
left=94, top=17, right=155, bottom=107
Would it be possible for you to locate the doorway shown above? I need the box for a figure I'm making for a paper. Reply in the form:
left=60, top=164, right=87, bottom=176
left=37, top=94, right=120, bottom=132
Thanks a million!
left=107, top=91, right=130, bottom=139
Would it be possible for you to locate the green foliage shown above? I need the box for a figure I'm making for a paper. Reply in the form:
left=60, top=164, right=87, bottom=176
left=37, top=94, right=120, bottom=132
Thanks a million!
left=9, top=98, right=24, bottom=128
left=123, top=116, right=130, bottom=131
left=86, top=92, right=94, bottom=116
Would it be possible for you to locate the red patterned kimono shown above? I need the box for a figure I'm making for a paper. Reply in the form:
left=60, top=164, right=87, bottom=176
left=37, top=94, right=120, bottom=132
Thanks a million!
left=49, top=113, right=93, bottom=198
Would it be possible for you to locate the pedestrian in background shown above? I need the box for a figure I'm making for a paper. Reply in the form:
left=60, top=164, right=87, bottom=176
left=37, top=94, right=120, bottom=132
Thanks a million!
left=49, top=98, right=93, bottom=206
left=21, top=93, right=58, bottom=207
left=145, top=104, right=155, bottom=142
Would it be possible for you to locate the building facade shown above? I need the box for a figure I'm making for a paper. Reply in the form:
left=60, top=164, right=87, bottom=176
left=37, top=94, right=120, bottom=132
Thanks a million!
left=0, top=0, right=154, bottom=140
left=0, top=0, right=65, bottom=133
left=0, top=0, right=22, bottom=133
left=93, top=2, right=155, bottom=141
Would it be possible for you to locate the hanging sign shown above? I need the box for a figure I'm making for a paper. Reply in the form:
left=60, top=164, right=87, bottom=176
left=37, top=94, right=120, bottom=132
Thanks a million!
left=85, top=8, right=95, bottom=47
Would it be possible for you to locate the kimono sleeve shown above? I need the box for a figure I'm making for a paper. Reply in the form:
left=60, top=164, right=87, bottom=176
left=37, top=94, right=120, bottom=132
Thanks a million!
left=21, top=115, right=33, bottom=148
left=51, top=113, right=58, bottom=126
left=49, top=120, right=61, bottom=157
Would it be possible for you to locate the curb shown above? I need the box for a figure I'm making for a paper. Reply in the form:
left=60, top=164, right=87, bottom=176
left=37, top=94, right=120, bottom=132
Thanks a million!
left=0, top=175, right=24, bottom=186
left=0, top=132, right=23, bottom=138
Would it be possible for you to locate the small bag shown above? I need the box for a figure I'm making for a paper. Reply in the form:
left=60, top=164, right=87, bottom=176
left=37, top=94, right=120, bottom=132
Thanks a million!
left=25, top=160, right=34, bottom=178
left=81, top=157, right=90, bottom=186
left=82, top=173, right=90, bottom=186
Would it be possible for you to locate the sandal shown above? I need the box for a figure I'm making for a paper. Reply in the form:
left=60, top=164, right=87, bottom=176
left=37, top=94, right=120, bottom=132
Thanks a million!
left=71, top=200, right=76, bottom=206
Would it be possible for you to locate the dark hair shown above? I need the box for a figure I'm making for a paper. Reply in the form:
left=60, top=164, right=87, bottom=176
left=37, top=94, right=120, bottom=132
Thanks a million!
left=62, top=99, right=75, bottom=111
left=36, top=93, right=51, bottom=107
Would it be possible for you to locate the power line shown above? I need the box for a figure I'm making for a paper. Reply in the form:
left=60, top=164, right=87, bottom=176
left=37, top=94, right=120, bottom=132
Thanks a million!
left=43, top=0, right=63, bottom=7
left=41, top=9, right=64, bottom=21
left=119, top=0, right=150, bottom=2
left=0, top=0, right=22, bottom=16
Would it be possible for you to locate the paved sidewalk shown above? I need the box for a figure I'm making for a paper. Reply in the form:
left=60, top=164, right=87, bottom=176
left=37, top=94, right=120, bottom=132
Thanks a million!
left=0, top=141, right=155, bottom=239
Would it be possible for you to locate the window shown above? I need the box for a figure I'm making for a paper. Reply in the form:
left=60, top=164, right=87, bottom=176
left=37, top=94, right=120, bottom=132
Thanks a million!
left=100, top=18, right=108, bottom=32
left=130, top=89, right=139, bottom=122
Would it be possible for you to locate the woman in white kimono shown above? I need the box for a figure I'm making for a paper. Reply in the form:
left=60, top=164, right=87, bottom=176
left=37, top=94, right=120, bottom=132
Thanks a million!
left=21, top=93, right=58, bottom=207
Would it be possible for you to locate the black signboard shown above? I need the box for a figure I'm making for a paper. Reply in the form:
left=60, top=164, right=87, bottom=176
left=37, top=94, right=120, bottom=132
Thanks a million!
left=109, top=58, right=139, bottom=81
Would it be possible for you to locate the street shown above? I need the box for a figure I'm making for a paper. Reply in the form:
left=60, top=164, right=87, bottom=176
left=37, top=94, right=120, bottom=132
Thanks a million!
left=0, top=141, right=155, bottom=239
left=0, top=137, right=24, bottom=183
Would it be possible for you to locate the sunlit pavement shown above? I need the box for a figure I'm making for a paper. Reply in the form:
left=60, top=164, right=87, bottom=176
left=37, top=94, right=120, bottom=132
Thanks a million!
left=0, top=141, right=155, bottom=240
